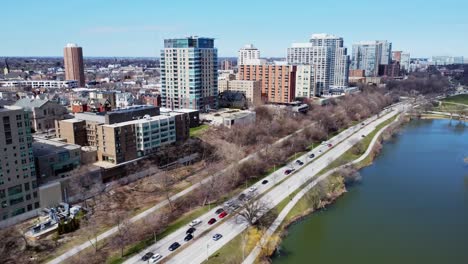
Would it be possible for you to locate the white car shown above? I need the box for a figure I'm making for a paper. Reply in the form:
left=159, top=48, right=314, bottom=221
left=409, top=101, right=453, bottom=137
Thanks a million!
left=189, top=219, right=202, bottom=227
left=248, top=186, right=257, bottom=193
left=149, top=254, right=163, bottom=263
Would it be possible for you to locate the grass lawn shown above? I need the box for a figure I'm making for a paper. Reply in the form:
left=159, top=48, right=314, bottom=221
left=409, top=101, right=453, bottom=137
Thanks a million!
left=442, top=94, right=468, bottom=105
left=190, top=124, right=210, bottom=137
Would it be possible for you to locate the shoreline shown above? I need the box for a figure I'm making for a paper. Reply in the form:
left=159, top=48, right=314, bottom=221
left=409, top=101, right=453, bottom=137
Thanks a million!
left=267, top=115, right=407, bottom=263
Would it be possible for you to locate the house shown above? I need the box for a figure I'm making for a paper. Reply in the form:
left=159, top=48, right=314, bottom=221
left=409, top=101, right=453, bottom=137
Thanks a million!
left=14, top=98, right=68, bottom=132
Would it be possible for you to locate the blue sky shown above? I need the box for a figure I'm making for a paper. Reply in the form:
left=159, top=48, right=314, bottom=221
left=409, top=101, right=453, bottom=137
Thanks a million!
left=1, top=0, right=467, bottom=58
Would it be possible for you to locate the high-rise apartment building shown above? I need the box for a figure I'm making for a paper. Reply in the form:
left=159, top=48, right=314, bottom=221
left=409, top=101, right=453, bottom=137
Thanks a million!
left=379, top=40, right=392, bottom=65
left=351, top=41, right=382, bottom=77
left=392, top=51, right=403, bottom=62
left=161, top=37, right=218, bottom=111
left=238, top=65, right=296, bottom=103
left=64, top=43, right=85, bottom=87
left=0, top=106, right=39, bottom=225
left=287, top=34, right=349, bottom=95
left=400, top=53, right=411, bottom=72
left=238, top=44, right=261, bottom=66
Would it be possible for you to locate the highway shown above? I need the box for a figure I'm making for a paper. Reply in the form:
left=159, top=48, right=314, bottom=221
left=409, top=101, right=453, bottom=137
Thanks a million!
left=125, top=103, right=406, bottom=264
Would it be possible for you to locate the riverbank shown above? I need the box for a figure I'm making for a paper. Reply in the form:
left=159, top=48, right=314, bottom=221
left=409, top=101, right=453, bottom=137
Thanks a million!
left=261, top=114, right=408, bottom=264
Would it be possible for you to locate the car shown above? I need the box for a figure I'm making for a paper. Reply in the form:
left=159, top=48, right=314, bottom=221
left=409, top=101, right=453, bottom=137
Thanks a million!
left=262, top=179, right=269, bottom=184
left=238, top=193, right=246, bottom=201
left=189, top=219, right=202, bottom=227
left=219, top=211, right=228, bottom=218
left=309, top=153, right=315, bottom=159
left=184, top=234, right=193, bottom=242
left=141, top=252, right=154, bottom=261
left=186, top=227, right=196, bottom=235
left=284, top=169, right=295, bottom=175
left=295, top=160, right=304, bottom=165
left=327, top=143, right=332, bottom=147
left=208, top=218, right=217, bottom=225
left=168, top=242, right=180, bottom=251
left=215, top=208, right=224, bottom=214
left=248, top=186, right=257, bottom=193
left=361, top=134, right=365, bottom=138
left=224, top=201, right=233, bottom=207
left=212, top=233, right=223, bottom=241
left=361, top=122, right=365, bottom=125
left=149, top=254, right=163, bottom=263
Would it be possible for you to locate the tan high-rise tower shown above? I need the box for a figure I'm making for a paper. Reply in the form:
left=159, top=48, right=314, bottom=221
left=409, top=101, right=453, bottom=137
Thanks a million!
left=64, top=43, right=85, bottom=87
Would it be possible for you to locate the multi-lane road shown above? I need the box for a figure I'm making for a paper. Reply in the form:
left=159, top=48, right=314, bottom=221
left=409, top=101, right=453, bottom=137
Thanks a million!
left=125, top=103, right=406, bottom=264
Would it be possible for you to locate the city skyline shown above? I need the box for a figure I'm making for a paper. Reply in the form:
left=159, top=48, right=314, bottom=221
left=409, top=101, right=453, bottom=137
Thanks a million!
left=1, top=0, right=467, bottom=58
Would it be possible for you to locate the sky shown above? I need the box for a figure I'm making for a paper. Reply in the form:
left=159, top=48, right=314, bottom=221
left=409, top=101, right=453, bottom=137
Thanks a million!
left=1, top=0, right=467, bottom=58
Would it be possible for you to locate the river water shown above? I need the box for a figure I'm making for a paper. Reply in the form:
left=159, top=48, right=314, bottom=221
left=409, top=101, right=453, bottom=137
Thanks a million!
left=273, top=119, right=468, bottom=264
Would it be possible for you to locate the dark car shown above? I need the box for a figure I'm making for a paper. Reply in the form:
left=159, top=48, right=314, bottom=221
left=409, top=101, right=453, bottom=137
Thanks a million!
left=186, top=227, right=196, bottom=235
left=327, top=143, right=332, bottom=147
left=361, top=122, right=365, bottom=125
left=212, top=233, right=223, bottom=241
left=295, top=160, right=304, bottom=165
left=238, top=193, right=246, bottom=201
left=208, top=218, right=217, bottom=225
left=284, top=169, right=295, bottom=175
left=215, top=208, right=224, bottom=214
left=168, top=242, right=180, bottom=251
left=262, top=179, right=269, bottom=184
left=141, top=252, right=154, bottom=261
left=309, top=153, right=315, bottom=159
left=184, top=234, right=193, bottom=242
left=361, top=134, right=365, bottom=137
left=219, top=211, right=228, bottom=218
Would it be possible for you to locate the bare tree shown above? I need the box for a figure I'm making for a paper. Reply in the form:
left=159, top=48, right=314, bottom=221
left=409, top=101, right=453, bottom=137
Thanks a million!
left=109, top=213, right=132, bottom=257
left=237, top=199, right=270, bottom=226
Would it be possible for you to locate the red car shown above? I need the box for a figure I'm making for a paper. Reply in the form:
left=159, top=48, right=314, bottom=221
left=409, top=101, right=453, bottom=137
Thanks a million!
left=327, top=143, right=332, bottom=147
left=208, top=218, right=217, bottom=225
left=219, top=211, right=228, bottom=218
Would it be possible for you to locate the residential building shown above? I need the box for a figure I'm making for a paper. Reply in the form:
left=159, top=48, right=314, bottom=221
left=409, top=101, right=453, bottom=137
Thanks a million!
left=55, top=119, right=87, bottom=146
left=14, top=98, right=68, bottom=133
left=115, top=92, right=135, bottom=108
left=221, top=60, right=233, bottom=70
left=400, top=53, right=411, bottom=72
left=295, top=65, right=315, bottom=98
left=287, top=34, right=349, bottom=94
left=32, top=138, right=81, bottom=184
left=379, top=40, right=392, bottom=65
left=89, top=91, right=117, bottom=109
left=63, top=43, right=85, bottom=87
left=161, top=36, right=218, bottom=111
left=352, top=41, right=385, bottom=77
left=238, top=44, right=261, bottom=66
left=392, top=51, right=402, bottom=62
left=218, top=79, right=262, bottom=106
left=238, top=65, right=297, bottom=103
left=378, top=61, right=400, bottom=78
left=0, top=106, right=39, bottom=227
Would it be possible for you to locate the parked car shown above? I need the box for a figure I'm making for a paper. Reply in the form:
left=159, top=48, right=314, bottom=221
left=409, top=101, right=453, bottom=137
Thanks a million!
left=219, top=211, right=228, bottom=218
left=208, top=218, right=217, bottom=225
left=186, top=227, right=196, bottom=235
left=184, top=234, right=193, bottom=242
left=212, top=233, right=223, bottom=241
left=189, top=219, right=202, bottom=227
left=248, top=186, right=257, bottom=192
left=149, top=254, right=163, bottom=263
left=215, top=208, right=224, bottom=214
left=261, top=179, right=269, bottom=184
left=141, top=252, right=154, bottom=261
left=168, top=242, right=180, bottom=251
left=309, top=153, right=315, bottom=159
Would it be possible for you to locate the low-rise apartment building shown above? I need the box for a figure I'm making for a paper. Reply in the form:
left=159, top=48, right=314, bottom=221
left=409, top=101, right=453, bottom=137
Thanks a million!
left=14, top=98, right=68, bottom=132
left=218, top=79, right=262, bottom=106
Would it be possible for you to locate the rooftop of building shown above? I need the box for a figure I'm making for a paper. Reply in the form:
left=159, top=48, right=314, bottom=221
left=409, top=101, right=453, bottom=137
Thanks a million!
left=14, top=98, right=50, bottom=110
left=0, top=105, right=23, bottom=112
left=159, top=107, right=199, bottom=114
left=103, top=114, right=174, bottom=128
left=60, top=118, right=84, bottom=123
left=201, top=108, right=255, bottom=120
left=32, top=137, right=81, bottom=156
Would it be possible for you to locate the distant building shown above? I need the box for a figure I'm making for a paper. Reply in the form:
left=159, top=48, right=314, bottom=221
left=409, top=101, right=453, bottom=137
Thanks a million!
left=63, top=43, right=85, bottom=87
left=392, top=51, right=402, bottom=62
left=55, top=119, right=87, bottom=146
left=287, top=34, right=349, bottom=94
left=400, top=53, right=411, bottom=72
left=14, top=98, right=68, bottom=133
left=161, top=36, right=218, bottom=111
left=221, top=60, right=233, bottom=70
left=378, top=61, right=400, bottom=78
left=352, top=40, right=392, bottom=77
left=0, top=80, right=78, bottom=88
left=218, top=79, right=262, bottom=106
left=0, top=106, right=39, bottom=227
left=238, top=44, right=261, bottom=66
left=238, top=65, right=297, bottom=103
left=349, top=69, right=366, bottom=78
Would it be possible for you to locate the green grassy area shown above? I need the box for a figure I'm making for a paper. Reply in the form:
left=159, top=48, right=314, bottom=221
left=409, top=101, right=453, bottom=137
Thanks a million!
left=442, top=94, right=468, bottom=105
left=190, top=124, right=210, bottom=137
left=108, top=205, right=211, bottom=264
